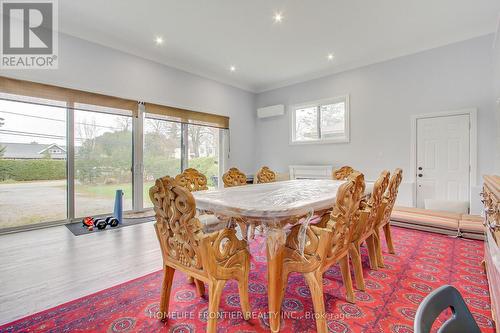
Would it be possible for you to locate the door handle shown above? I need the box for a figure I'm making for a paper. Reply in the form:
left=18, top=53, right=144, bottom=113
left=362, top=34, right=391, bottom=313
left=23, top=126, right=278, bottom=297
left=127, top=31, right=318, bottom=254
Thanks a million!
left=418, top=174, right=423, bottom=177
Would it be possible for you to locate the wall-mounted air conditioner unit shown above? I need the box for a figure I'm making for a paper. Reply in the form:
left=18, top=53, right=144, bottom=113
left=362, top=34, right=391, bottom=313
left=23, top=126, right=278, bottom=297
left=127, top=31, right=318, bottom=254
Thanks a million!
left=257, top=104, right=285, bottom=119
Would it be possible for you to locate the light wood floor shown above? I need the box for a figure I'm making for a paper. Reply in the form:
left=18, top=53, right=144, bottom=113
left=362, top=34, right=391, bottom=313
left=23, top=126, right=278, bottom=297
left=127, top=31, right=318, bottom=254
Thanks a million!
left=0, top=222, right=162, bottom=325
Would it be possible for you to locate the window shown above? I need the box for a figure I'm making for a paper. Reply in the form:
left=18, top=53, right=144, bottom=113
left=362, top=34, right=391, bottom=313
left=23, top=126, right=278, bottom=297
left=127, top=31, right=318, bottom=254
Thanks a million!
left=290, top=95, right=349, bottom=144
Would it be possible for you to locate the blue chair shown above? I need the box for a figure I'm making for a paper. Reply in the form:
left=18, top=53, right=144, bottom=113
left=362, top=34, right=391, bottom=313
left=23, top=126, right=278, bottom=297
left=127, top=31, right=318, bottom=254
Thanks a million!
left=414, top=285, right=481, bottom=333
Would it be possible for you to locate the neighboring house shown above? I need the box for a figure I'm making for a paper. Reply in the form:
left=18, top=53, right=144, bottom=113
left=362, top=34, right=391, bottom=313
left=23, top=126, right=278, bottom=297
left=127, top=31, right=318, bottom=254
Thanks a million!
left=0, top=143, right=66, bottom=160
left=188, top=142, right=217, bottom=159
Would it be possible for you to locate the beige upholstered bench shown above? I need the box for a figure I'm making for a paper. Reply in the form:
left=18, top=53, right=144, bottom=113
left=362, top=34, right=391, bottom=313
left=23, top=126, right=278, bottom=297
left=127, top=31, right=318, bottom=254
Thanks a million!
left=391, top=206, right=460, bottom=236
left=390, top=206, right=484, bottom=240
left=458, top=214, right=484, bottom=240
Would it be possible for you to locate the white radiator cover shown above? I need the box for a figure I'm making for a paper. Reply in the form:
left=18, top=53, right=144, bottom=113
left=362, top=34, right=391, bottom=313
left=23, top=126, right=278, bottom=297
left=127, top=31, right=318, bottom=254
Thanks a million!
left=289, top=164, right=415, bottom=207
left=289, top=165, right=333, bottom=179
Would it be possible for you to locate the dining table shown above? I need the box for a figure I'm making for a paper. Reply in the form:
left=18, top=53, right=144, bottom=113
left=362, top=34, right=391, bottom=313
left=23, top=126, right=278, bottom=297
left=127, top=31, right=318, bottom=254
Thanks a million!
left=193, top=178, right=373, bottom=332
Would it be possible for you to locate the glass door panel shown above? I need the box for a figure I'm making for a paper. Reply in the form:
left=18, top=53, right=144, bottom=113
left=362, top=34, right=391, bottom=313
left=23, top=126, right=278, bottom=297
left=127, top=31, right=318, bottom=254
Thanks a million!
left=187, top=124, right=220, bottom=188
left=143, top=116, right=181, bottom=208
left=74, top=106, right=133, bottom=217
left=0, top=95, right=67, bottom=229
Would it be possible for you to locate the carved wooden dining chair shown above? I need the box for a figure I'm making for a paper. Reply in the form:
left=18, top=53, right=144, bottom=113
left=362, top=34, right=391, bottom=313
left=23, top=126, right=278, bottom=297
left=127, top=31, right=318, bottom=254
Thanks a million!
left=256, top=166, right=276, bottom=183
left=175, top=168, right=209, bottom=191
left=348, top=170, right=390, bottom=290
left=222, top=167, right=247, bottom=187
left=174, top=168, right=226, bottom=288
left=221, top=167, right=254, bottom=239
left=332, top=165, right=356, bottom=180
left=150, top=176, right=251, bottom=333
left=279, top=173, right=366, bottom=333
left=373, top=168, right=403, bottom=268
left=174, top=168, right=225, bottom=233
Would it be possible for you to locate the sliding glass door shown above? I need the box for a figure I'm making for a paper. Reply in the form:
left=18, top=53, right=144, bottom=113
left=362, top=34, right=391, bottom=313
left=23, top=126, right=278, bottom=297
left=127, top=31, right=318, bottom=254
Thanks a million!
left=74, top=105, right=133, bottom=217
left=142, top=118, right=222, bottom=206
left=0, top=80, right=227, bottom=231
left=143, top=115, right=182, bottom=208
left=0, top=94, right=67, bottom=229
left=187, top=124, right=220, bottom=188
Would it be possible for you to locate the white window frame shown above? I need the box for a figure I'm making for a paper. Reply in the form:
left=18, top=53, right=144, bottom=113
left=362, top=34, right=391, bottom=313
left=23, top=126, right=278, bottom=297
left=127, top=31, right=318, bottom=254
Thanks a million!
left=289, top=95, right=350, bottom=145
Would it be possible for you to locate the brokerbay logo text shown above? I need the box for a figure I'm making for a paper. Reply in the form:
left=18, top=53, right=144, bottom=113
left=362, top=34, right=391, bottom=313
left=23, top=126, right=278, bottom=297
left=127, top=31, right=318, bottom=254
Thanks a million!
left=1, top=0, right=58, bottom=69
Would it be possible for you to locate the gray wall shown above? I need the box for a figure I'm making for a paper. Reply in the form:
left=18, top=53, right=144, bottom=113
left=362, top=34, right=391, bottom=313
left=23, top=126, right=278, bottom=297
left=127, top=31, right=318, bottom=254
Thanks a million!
left=0, top=33, right=257, bottom=174
left=256, top=35, right=497, bottom=187
left=495, top=35, right=500, bottom=98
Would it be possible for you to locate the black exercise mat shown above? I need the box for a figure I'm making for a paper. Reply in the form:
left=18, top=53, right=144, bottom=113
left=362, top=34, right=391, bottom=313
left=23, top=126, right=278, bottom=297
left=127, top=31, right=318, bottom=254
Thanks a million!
left=65, top=216, right=155, bottom=236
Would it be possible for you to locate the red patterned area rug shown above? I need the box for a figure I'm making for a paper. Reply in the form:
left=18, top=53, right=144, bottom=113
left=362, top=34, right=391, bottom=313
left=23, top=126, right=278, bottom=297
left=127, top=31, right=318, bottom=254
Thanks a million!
left=0, top=227, right=494, bottom=333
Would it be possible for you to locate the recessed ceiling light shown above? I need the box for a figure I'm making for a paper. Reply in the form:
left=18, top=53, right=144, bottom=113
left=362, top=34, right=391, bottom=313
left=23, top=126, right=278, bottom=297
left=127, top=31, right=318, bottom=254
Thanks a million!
left=230, top=65, right=236, bottom=72
left=327, top=53, right=334, bottom=61
left=273, top=12, right=283, bottom=23
left=155, top=36, right=164, bottom=45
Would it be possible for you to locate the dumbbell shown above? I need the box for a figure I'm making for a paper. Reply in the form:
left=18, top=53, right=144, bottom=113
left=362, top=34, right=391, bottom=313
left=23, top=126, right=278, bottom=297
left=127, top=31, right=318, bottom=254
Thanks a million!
left=105, top=216, right=119, bottom=227
left=82, top=217, right=94, bottom=231
left=93, top=218, right=107, bottom=230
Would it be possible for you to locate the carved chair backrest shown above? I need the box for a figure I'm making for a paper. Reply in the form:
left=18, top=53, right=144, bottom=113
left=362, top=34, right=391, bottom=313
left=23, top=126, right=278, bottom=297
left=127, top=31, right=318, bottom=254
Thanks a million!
left=361, top=170, right=390, bottom=235
left=222, top=167, right=247, bottom=187
left=149, top=176, right=204, bottom=271
left=327, top=172, right=366, bottom=258
left=175, top=168, right=208, bottom=192
left=256, top=166, right=276, bottom=184
left=332, top=166, right=355, bottom=180
left=379, top=168, right=403, bottom=226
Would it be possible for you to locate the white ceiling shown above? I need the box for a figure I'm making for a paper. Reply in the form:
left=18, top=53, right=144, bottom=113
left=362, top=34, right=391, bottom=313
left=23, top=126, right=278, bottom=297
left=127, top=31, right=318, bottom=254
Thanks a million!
left=59, top=0, right=500, bottom=92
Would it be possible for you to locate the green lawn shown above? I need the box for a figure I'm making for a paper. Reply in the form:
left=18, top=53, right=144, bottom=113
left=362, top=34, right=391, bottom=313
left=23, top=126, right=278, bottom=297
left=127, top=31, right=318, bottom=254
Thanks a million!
left=76, top=183, right=132, bottom=198
left=76, top=182, right=154, bottom=200
left=76, top=182, right=159, bottom=209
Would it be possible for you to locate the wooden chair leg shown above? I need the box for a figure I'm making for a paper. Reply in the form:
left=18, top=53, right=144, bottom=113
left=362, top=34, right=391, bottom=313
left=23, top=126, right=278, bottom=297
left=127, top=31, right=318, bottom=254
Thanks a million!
left=237, top=276, right=251, bottom=320
left=365, top=236, right=378, bottom=270
left=159, top=266, right=175, bottom=319
left=194, top=279, right=205, bottom=297
left=374, top=229, right=385, bottom=268
left=207, top=279, right=226, bottom=333
left=304, top=271, right=328, bottom=333
left=349, top=243, right=365, bottom=291
left=339, top=256, right=355, bottom=303
left=383, top=223, right=395, bottom=254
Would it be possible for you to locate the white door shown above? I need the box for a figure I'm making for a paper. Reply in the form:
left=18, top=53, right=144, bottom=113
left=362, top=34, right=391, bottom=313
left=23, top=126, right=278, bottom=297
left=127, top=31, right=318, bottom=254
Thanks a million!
left=416, top=114, right=470, bottom=209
